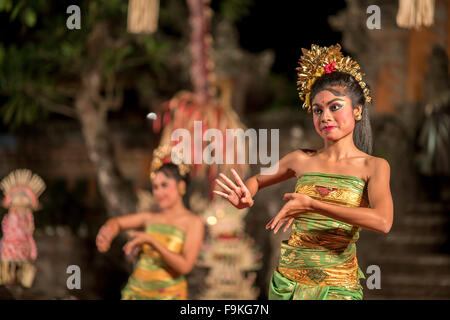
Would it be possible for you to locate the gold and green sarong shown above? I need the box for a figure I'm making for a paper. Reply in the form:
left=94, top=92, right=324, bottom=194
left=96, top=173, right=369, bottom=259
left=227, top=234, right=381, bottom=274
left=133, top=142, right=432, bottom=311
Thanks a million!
left=121, top=223, right=187, bottom=300
left=269, top=172, right=369, bottom=300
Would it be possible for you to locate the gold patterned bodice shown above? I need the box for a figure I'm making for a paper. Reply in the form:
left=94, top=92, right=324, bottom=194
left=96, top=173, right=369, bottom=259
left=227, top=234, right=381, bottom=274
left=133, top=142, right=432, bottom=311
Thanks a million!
left=277, top=172, right=368, bottom=289
left=141, top=223, right=185, bottom=258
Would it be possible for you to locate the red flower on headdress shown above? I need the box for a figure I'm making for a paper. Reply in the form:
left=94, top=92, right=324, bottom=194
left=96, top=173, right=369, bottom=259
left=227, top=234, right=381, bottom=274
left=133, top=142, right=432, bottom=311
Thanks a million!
left=324, top=62, right=336, bottom=74
left=162, top=157, right=170, bottom=164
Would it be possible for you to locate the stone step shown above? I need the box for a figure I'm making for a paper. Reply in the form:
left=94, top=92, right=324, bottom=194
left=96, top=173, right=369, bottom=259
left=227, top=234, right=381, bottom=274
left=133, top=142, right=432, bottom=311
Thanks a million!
left=363, top=279, right=450, bottom=299
left=380, top=274, right=450, bottom=287
left=359, top=232, right=450, bottom=254
left=400, top=214, right=449, bottom=225
left=372, top=244, right=449, bottom=255
left=374, top=253, right=450, bottom=266
left=391, top=225, right=449, bottom=239
left=365, top=287, right=450, bottom=299
left=357, top=201, right=450, bottom=299
left=362, top=268, right=450, bottom=299
left=392, top=214, right=449, bottom=231
left=384, top=233, right=448, bottom=246
left=389, top=226, right=449, bottom=238
left=405, top=202, right=450, bottom=215
left=359, top=259, right=450, bottom=278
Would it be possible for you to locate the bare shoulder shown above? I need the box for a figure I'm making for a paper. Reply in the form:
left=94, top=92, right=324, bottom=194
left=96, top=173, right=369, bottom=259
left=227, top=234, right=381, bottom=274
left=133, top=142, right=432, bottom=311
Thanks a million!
left=182, top=211, right=205, bottom=229
left=279, top=148, right=317, bottom=176
left=286, top=148, right=316, bottom=163
left=138, top=211, right=158, bottom=224
left=367, top=156, right=391, bottom=179
left=296, top=148, right=317, bottom=158
left=180, top=212, right=204, bottom=238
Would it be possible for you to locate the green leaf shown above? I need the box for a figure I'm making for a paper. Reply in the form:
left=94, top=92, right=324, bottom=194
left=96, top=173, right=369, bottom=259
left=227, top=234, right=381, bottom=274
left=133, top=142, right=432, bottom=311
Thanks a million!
left=0, top=45, right=4, bottom=66
left=61, top=42, right=73, bottom=58
left=2, top=101, right=16, bottom=124
left=9, top=0, right=24, bottom=21
left=22, top=7, right=37, bottom=27
left=16, top=101, right=25, bottom=125
left=0, top=0, right=13, bottom=12
left=24, top=103, right=35, bottom=123
left=220, top=0, right=253, bottom=22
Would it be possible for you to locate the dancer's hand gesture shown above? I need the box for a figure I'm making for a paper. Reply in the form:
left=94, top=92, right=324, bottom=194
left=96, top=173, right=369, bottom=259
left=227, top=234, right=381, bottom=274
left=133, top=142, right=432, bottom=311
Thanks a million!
left=96, top=219, right=120, bottom=253
left=214, top=169, right=254, bottom=209
left=266, top=193, right=313, bottom=234
left=122, top=231, right=152, bottom=255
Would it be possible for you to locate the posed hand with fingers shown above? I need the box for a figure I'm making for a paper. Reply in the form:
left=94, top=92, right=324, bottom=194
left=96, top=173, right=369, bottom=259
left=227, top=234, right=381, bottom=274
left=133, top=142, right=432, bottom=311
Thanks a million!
left=265, top=193, right=314, bottom=234
left=213, top=169, right=254, bottom=209
left=122, top=231, right=153, bottom=256
left=96, top=219, right=120, bottom=253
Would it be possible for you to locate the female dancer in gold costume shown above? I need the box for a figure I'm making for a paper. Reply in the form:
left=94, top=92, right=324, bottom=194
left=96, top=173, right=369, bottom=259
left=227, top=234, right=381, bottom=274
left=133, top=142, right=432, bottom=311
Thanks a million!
left=96, top=145, right=204, bottom=299
left=214, top=44, right=393, bottom=300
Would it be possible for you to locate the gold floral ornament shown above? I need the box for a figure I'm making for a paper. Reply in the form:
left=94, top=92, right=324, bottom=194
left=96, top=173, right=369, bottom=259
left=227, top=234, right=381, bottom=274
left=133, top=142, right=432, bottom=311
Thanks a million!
left=150, top=144, right=191, bottom=181
left=296, top=44, right=372, bottom=113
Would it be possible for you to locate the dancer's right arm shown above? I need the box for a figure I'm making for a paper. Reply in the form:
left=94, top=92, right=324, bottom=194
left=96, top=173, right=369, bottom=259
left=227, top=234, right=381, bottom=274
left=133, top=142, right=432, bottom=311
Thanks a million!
left=214, top=150, right=299, bottom=209
left=96, top=212, right=151, bottom=253
left=245, top=150, right=300, bottom=196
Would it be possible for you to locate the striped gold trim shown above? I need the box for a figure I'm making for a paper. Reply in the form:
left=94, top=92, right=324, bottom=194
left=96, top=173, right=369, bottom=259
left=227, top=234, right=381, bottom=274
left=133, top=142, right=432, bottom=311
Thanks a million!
left=133, top=268, right=181, bottom=282
left=288, top=229, right=358, bottom=250
left=278, top=255, right=360, bottom=288
left=122, top=280, right=187, bottom=299
left=141, top=232, right=184, bottom=258
left=295, top=184, right=363, bottom=207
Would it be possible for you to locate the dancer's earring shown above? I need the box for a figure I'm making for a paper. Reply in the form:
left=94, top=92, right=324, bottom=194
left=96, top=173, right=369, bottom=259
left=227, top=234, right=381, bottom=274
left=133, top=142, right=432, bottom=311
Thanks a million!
left=178, top=184, right=186, bottom=196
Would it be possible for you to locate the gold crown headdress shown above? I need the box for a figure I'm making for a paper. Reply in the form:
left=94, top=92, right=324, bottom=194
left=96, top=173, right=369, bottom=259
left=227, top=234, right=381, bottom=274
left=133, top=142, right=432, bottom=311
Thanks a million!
left=1, top=169, right=46, bottom=209
left=296, top=44, right=372, bottom=113
left=150, top=144, right=191, bottom=181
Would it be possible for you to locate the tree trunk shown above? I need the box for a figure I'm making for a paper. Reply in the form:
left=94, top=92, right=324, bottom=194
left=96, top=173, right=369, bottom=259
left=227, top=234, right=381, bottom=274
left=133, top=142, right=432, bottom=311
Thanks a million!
left=74, top=23, right=137, bottom=218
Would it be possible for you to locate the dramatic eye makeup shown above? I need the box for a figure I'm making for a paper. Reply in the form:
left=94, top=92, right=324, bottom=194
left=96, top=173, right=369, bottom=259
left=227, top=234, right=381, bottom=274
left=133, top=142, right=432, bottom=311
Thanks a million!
left=312, top=98, right=345, bottom=115
left=329, top=103, right=343, bottom=111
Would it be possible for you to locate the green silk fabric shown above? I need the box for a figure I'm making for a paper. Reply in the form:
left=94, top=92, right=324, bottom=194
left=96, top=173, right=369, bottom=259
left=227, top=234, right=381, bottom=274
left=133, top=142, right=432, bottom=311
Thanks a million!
left=269, top=172, right=367, bottom=300
left=121, top=223, right=187, bottom=300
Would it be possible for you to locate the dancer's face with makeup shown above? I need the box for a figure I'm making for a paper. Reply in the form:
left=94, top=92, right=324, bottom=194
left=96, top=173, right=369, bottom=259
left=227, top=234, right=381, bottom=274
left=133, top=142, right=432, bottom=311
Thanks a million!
left=152, top=172, right=183, bottom=209
left=311, top=86, right=361, bottom=142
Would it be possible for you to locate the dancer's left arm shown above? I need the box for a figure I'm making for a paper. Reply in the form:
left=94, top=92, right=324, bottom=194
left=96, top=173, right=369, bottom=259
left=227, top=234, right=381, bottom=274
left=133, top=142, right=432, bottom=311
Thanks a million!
left=267, top=158, right=393, bottom=234
left=123, top=217, right=204, bottom=275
